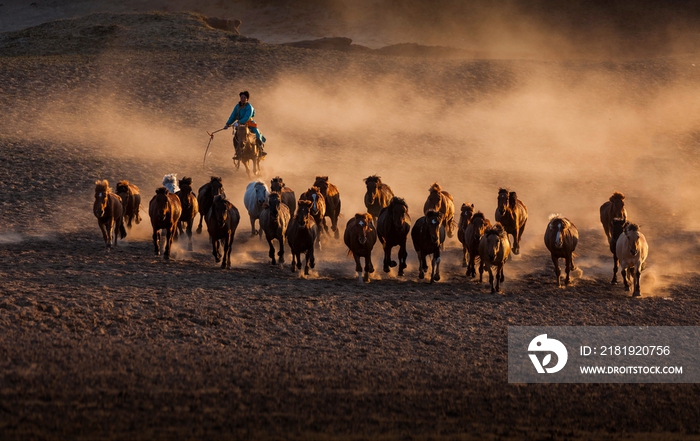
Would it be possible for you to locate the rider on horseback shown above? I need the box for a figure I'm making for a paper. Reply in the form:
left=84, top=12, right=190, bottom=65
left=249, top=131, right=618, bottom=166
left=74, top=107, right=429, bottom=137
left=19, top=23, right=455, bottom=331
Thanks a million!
left=224, top=90, right=267, bottom=161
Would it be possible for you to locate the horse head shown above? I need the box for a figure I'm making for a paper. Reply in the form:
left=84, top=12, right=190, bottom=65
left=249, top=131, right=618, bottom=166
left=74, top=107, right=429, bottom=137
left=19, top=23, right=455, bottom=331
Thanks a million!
left=270, top=176, right=285, bottom=193
left=94, top=180, right=111, bottom=218
left=624, top=223, right=642, bottom=257
left=153, top=187, right=171, bottom=222
left=470, top=212, right=488, bottom=238
left=295, top=200, right=313, bottom=226
left=351, top=213, right=374, bottom=246
left=179, top=176, right=193, bottom=194
left=235, top=124, right=250, bottom=144
left=497, top=188, right=509, bottom=215
left=426, top=183, right=443, bottom=212
left=116, top=180, right=130, bottom=195
left=548, top=216, right=568, bottom=249
left=267, top=192, right=281, bottom=217
left=364, top=175, right=381, bottom=204
left=609, top=192, right=626, bottom=220
left=389, top=197, right=409, bottom=229
left=212, top=195, right=230, bottom=228
left=313, top=176, right=330, bottom=195
left=484, top=223, right=507, bottom=261
left=305, top=187, right=323, bottom=215
left=460, top=203, right=474, bottom=221
left=209, top=176, right=224, bottom=196
left=425, top=210, right=444, bottom=245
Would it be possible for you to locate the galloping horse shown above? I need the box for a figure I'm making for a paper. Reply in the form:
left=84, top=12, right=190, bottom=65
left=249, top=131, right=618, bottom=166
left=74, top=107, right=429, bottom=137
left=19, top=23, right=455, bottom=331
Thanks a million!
left=344, top=213, right=377, bottom=283
left=456, top=202, right=475, bottom=267
left=313, top=176, right=341, bottom=239
left=464, top=212, right=491, bottom=278
left=176, top=177, right=199, bottom=251
left=243, top=180, right=270, bottom=236
left=93, top=180, right=126, bottom=248
left=600, top=192, right=627, bottom=284
left=376, top=197, right=411, bottom=276
left=544, top=215, right=579, bottom=287
left=495, top=188, right=528, bottom=255
left=616, top=223, right=648, bottom=296
left=270, top=176, right=296, bottom=219
left=196, top=176, right=224, bottom=234
left=363, top=175, right=394, bottom=222
left=423, top=182, right=456, bottom=240
left=286, top=199, right=318, bottom=276
left=149, top=187, right=182, bottom=260
left=299, top=186, right=327, bottom=248
left=234, top=124, right=262, bottom=177
left=116, top=180, right=141, bottom=230
left=411, top=210, right=446, bottom=283
left=205, top=194, right=240, bottom=269
left=479, top=223, right=511, bottom=293
left=259, top=192, right=290, bottom=265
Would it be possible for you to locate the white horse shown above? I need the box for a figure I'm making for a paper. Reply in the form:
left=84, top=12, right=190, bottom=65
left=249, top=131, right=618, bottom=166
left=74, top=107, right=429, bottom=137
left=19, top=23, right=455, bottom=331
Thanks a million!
left=243, top=180, right=270, bottom=235
left=615, top=223, right=648, bottom=296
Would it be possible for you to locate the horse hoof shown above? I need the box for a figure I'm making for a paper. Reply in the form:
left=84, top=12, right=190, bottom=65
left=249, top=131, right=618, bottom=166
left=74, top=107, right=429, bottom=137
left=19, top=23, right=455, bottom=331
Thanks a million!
left=633, top=291, right=641, bottom=297
left=389, top=261, right=397, bottom=268
left=434, top=274, right=441, bottom=282
left=491, top=287, right=496, bottom=293
left=513, top=249, right=520, bottom=255
left=334, top=231, right=339, bottom=240
left=611, top=279, right=618, bottom=285
left=624, top=286, right=630, bottom=292
left=418, top=272, right=424, bottom=280
left=462, top=262, right=467, bottom=268
left=196, top=228, right=202, bottom=234
left=383, top=265, right=390, bottom=273
left=164, top=254, right=170, bottom=261
left=398, top=270, right=404, bottom=277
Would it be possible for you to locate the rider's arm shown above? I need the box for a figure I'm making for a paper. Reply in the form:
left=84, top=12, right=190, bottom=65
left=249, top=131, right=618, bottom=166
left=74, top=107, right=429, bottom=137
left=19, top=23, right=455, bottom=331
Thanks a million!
left=225, top=103, right=241, bottom=127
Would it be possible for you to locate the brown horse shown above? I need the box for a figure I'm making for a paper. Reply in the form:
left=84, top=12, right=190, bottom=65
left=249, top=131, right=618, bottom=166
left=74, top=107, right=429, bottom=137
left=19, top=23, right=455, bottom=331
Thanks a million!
left=495, top=188, right=528, bottom=255
left=609, top=218, right=628, bottom=284
left=93, top=180, right=126, bottom=248
left=479, top=223, right=511, bottom=293
left=175, top=177, right=199, bottom=251
left=313, top=176, right=342, bottom=239
left=464, top=212, right=491, bottom=279
left=286, top=199, right=318, bottom=276
left=299, top=186, right=327, bottom=248
left=363, top=175, right=394, bottom=221
left=600, top=192, right=627, bottom=284
left=259, top=192, right=290, bottom=265
left=344, top=213, right=377, bottom=283
left=149, top=187, right=182, bottom=260
left=270, top=176, right=296, bottom=219
left=411, top=210, right=446, bottom=283
left=115, top=180, right=141, bottom=230
left=205, top=195, right=240, bottom=269
left=456, top=202, right=475, bottom=267
left=376, top=197, right=411, bottom=276
left=196, top=176, right=224, bottom=234
left=423, top=182, right=456, bottom=239
left=233, top=124, right=261, bottom=177
left=544, top=215, right=579, bottom=287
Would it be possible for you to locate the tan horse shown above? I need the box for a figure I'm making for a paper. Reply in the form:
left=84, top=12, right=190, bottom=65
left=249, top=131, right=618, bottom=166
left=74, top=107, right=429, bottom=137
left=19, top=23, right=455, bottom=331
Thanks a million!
left=544, top=215, right=579, bottom=287
left=495, top=188, right=528, bottom=255
left=423, top=182, right=456, bottom=239
left=479, top=223, right=511, bottom=293
left=616, top=223, right=648, bottom=296
left=233, top=124, right=262, bottom=177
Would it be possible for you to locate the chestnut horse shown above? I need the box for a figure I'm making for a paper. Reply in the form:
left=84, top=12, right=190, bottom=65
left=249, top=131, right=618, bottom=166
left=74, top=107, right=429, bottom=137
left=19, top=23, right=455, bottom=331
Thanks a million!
left=149, top=187, right=182, bottom=260
left=495, top=188, right=528, bottom=255
left=233, top=124, right=261, bottom=177
left=423, top=182, right=456, bottom=240
left=600, top=192, right=627, bottom=284
left=344, top=213, right=377, bottom=283
left=479, top=223, right=511, bottom=293
left=243, top=180, right=270, bottom=236
left=363, top=175, right=394, bottom=222
left=196, top=176, right=224, bottom=234
left=464, top=212, right=491, bottom=278
left=456, top=202, right=475, bottom=267
left=544, top=215, right=579, bottom=287
left=205, top=194, right=240, bottom=269
left=313, top=176, right=341, bottom=239
left=299, top=186, right=327, bottom=248
left=616, top=223, right=648, bottom=296
left=175, top=176, right=199, bottom=251
left=376, top=197, right=411, bottom=276
left=411, top=210, right=445, bottom=283
left=93, top=180, right=126, bottom=248
left=116, top=180, right=141, bottom=230
left=259, top=192, right=290, bottom=265
left=270, top=176, right=296, bottom=219
left=286, top=199, right=318, bottom=276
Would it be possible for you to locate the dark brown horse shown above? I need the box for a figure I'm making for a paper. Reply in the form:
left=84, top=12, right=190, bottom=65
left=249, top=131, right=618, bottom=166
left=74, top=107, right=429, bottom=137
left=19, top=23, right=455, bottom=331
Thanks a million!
left=313, top=176, right=341, bottom=239
left=205, top=194, right=240, bottom=269
left=600, top=192, right=627, bottom=284
left=344, top=213, right=377, bottom=283
left=259, top=192, right=290, bottom=265
left=423, top=182, right=456, bottom=239
left=456, top=202, right=475, bottom=267
left=233, top=124, right=261, bottom=177
left=175, top=177, right=199, bottom=251
left=93, top=180, right=126, bottom=248
left=286, top=199, right=318, bottom=276
left=196, top=176, right=224, bottom=234
left=495, top=188, right=528, bottom=255
left=270, top=176, right=296, bottom=219
left=299, top=186, right=327, bottom=248
left=115, top=180, right=141, bottom=230
left=363, top=175, right=394, bottom=221
left=544, top=215, right=579, bottom=287
left=149, top=187, right=182, bottom=260
left=464, top=212, right=491, bottom=279
left=609, top=218, right=627, bottom=284
left=479, top=223, right=511, bottom=293
left=411, top=210, right=445, bottom=283
left=376, top=197, right=411, bottom=276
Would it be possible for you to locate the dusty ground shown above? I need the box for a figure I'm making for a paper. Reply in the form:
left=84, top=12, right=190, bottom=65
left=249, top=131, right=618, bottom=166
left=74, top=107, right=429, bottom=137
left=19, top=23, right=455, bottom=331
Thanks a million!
left=2, top=11, right=700, bottom=440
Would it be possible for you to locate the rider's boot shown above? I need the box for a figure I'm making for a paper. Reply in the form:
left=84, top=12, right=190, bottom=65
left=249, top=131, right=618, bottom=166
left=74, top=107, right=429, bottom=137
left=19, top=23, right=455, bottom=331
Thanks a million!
left=257, top=139, right=267, bottom=159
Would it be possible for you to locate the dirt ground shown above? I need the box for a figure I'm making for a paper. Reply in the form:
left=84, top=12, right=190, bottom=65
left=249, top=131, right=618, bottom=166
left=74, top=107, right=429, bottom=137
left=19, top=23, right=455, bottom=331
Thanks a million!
left=2, top=11, right=700, bottom=440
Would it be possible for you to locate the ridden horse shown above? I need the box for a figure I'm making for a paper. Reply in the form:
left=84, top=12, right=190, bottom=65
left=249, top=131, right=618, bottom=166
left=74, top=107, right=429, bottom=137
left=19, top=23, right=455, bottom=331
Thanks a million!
left=411, top=210, right=446, bottom=283
left=423, top=182, right=456, bottom=239
left=344, top=213, right=377, bottom=283
left=116, top=180, right=141, bottom=230
left=600, top=192, right=627, bottom=243
left=616, top=223, right=648, bottom=296
left=93, top=180, right=126, bottom=248
left=363, top=175, right=394, bottom=222
left=149, top=187, right=182, bottom=260
left=299, top=186, right=327, bottom=248
left=270, top=176, right=296, bottom=219
left=312, top=176, right=341, bottom=239
left=544, top=215, right=579, bottom=287
left=456, top=202, right=475, bottom=267
left=495, top=188, right=528, bottom=255
left=243, top=180, right=270, bottom=235
left=259, top=192, right=290, bottom=265
left=286, top=199, right=318, bottom=276
left=205, top=194, right=240, bottom=269
left=196, top=176, right=224, bottom=234
left=175, top=176, right=199, bottom=251
left=464, top=212, right=491, bottom=278
left=479, top=223, right=511, bottom=293
left=234, top=124, right=261, bottom=177
left=376, top=197, right=411, bottom=276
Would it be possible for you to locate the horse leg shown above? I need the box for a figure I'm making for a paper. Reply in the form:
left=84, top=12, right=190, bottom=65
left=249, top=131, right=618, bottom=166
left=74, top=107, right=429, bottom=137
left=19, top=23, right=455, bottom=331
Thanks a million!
left=223, top=233, right=233, bottom=269
left=462, top=244, right=468, bottom=267
left=565, top=254, right=572, bottom=286
left=552, top=254, right=561, bottom=287
left=290, top=251, right=297, bottom=272
left=277, top=237, right=285, bottom=264
left=478, top=259, right=484, bottom=283
left=621, top=268, right=630, bottom=291
left=164, top=227, right=174, bottom=260
left=431, top=253, right=441, bottom=283
left=382, top=243, right=392, bottom=273
left=515, top=222, right=526, bottom=255
left=366, top=252, right=375, bottom=280
left=186, top=222, right=193, bottom=251
left=250, top=214, right=257, bottom=236
left=495, top=264, right=503, bottom=292
left=353, top=253, right=363, bottom=282
left=633, top=265, right=642, bottom=297
left=309, top=247, right=316, bottom=269
left=332, top=215, right=339, bottom=240
left=105, top=218, right=115, bottom=248
left=212, top=238, right=221, bottom=263
left=398, top=239, right=408, bottom=277
left=417, top=251, right=425, bottom=279
left=196, top=213, right=204, bottom=234
left=611, top=252, right=619, bottom=284
left=304, top=250, right=311, bottom=276
left=268, top=236, right=277, bottom=265
left=98, top=221, right=109, bottom=248
left=487, top=264, right=495, bottom=293
left=153, top=229, right=160, bottom=255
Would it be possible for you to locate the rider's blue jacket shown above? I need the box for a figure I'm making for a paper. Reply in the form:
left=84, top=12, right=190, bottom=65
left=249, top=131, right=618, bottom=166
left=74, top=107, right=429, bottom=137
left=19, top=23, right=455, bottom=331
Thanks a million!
left=226, top=102, right=255, bottom=126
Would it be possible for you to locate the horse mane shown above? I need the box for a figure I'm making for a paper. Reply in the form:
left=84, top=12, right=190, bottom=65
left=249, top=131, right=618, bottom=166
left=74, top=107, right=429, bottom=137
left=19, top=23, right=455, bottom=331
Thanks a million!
left=498, top=187, right=508, bottom=195
left=625, top=223, right=640, bottom=233
left=429, top=182, right=442, bottom=193
left=155, top=187, right=168, bottom=195
left=610, top=191, right=625, bottom=202
left=471, top=211, right=486, bottom=222
left=271, top=176, right=285, bottom=187
left=485, top=223, right=507, bottom=238
left=179, top=176, right=193, bottom=187
left=364, top=175, right=381, bottom=184
left=508, top=191, right=518, bottom=208
left=548, top=213, right=563, bottom=221
left=389, top=196, right=408, bottom=209
left=425, top=209, right=443, bottom=221
left=315, top=176, right=329, bottom=182
left=95, top=179, right=111, bottom=193
left=162, top=174, right=180, bottom=194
